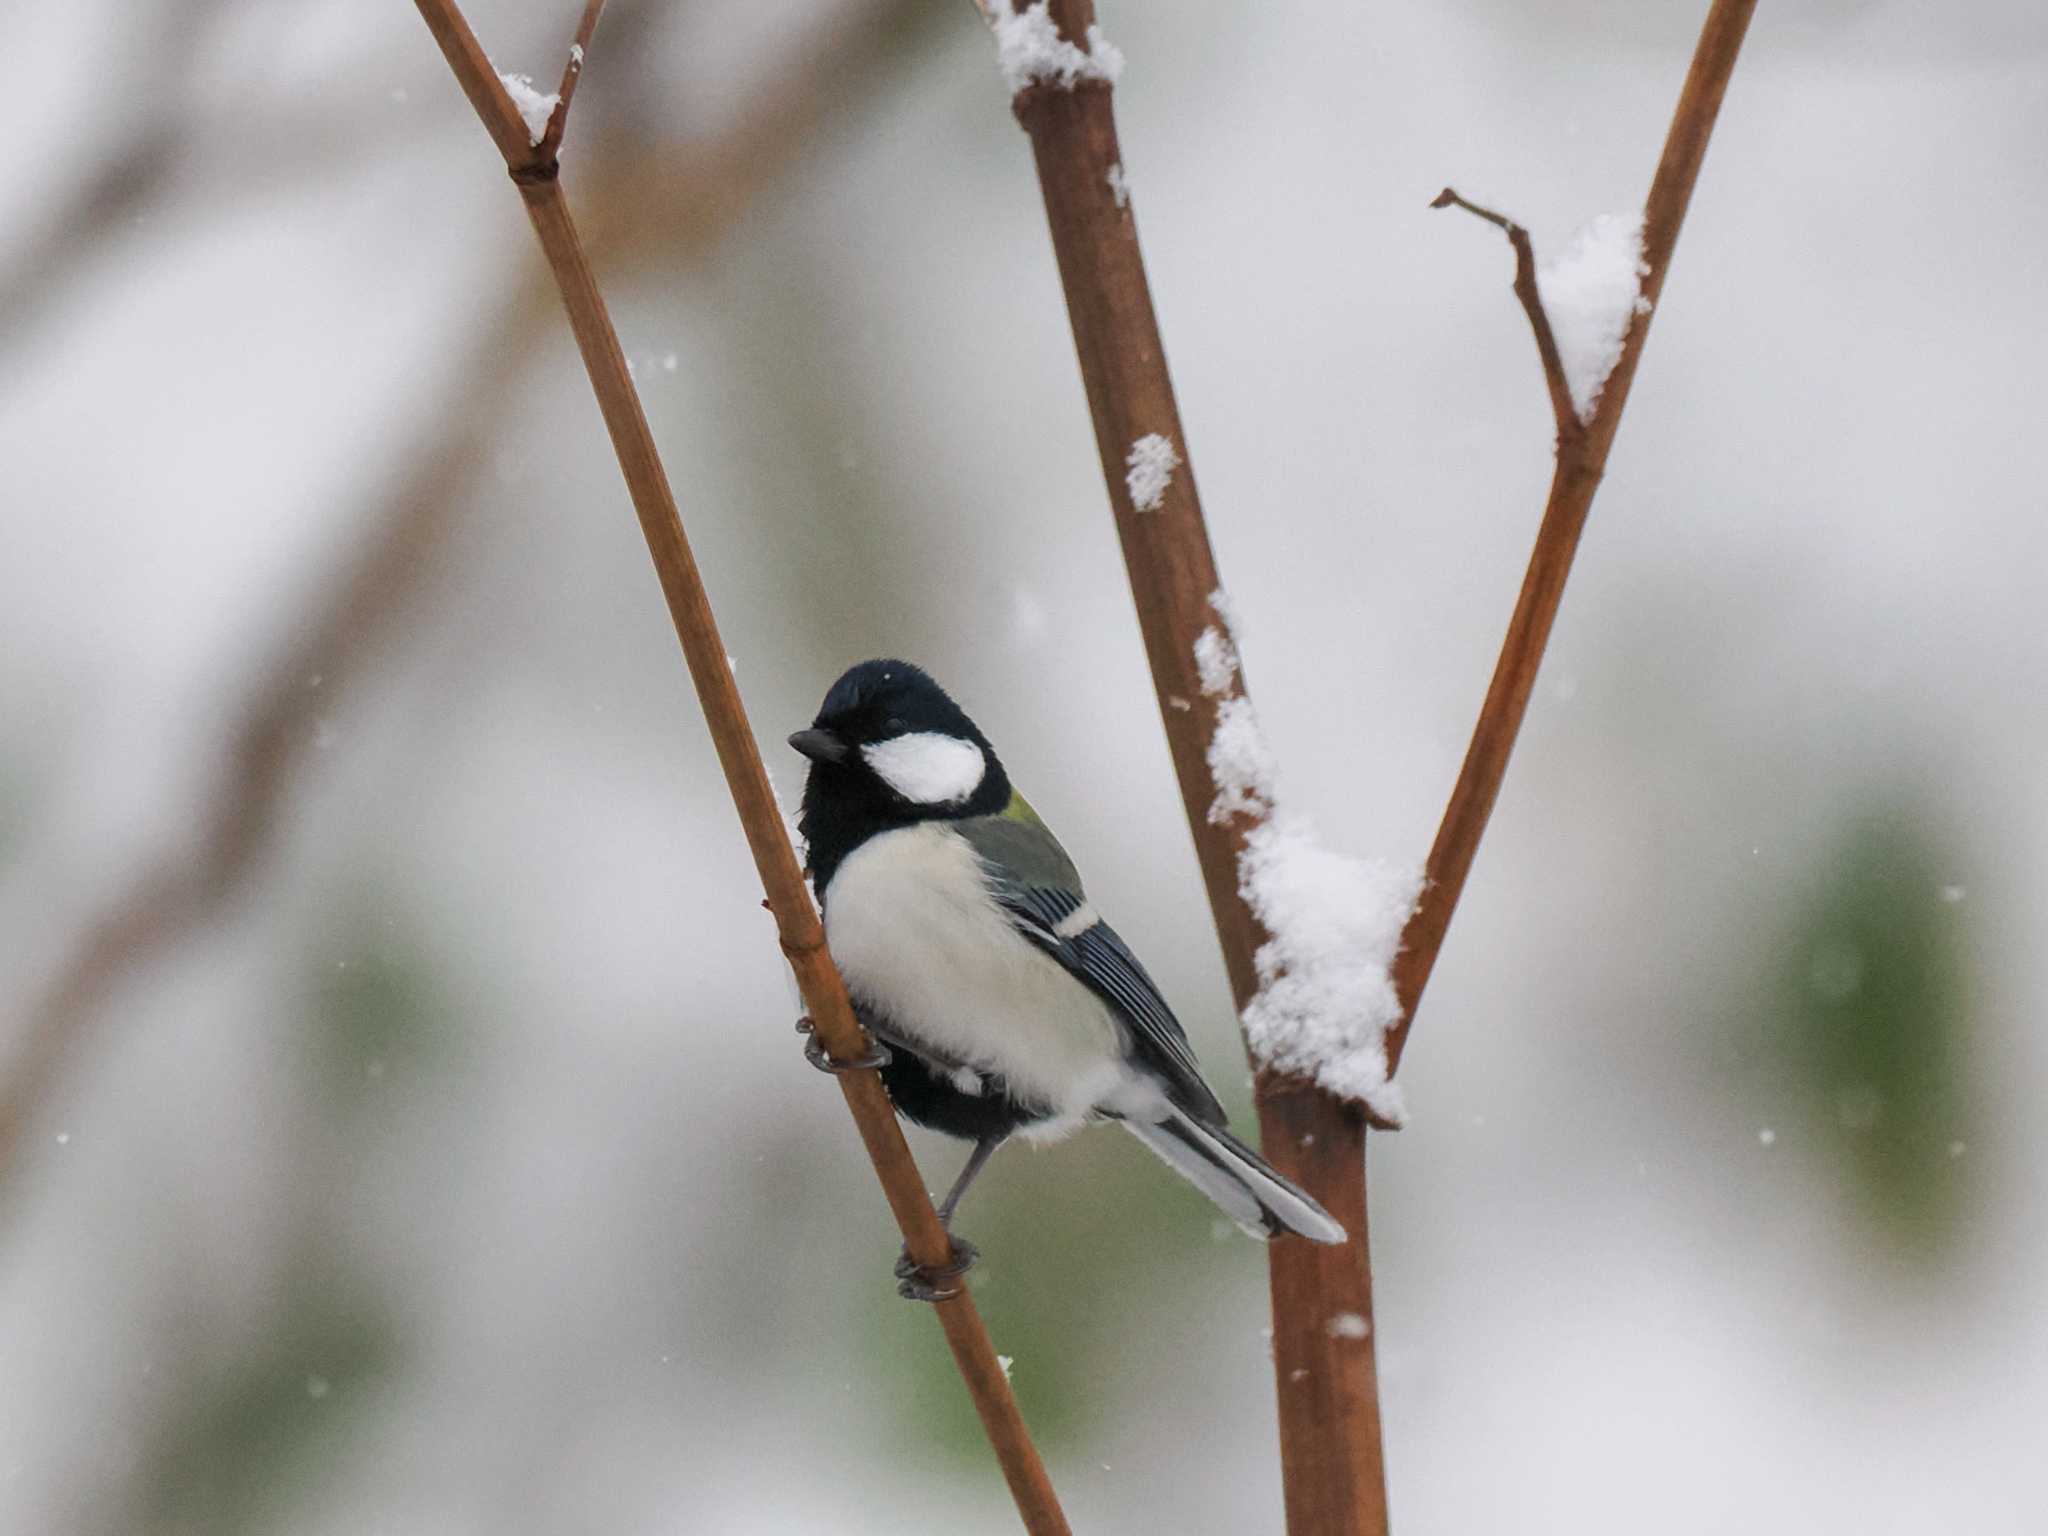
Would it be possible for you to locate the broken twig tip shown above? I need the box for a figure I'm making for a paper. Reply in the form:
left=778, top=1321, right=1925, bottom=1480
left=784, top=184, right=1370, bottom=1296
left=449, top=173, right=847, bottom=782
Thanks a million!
left=1433, top=187, right=1521, bottom=237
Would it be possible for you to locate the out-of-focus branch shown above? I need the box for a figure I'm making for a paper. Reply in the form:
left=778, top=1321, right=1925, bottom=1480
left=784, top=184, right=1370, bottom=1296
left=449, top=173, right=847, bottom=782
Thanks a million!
left=0, top=142, right=171, bottom=348
left=583, top=0, right=940, bottom=268
left=409, top=4, right=1071, bottom=1531
left=0, top=0, right=231, bottom=353
left=3, top=0, right=922, bottom=1202
left=0, top=4, right=651, bottom=363
left=997, top=3, right=1393, bottom=1531
left=0, top=286, right=547, bottom=1195
left=1384, top=0, right=1759, bottom=1073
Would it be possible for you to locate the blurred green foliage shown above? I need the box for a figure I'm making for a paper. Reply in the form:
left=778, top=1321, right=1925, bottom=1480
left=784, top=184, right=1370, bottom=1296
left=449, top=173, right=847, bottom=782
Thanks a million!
left=308, top=916, right=446, bottom=1110
left=131, top=906, right=442, bottom=1533
left=1765, top=803, right=1972, bottom=1258
left=137, top=1261, right=397, bottom=1536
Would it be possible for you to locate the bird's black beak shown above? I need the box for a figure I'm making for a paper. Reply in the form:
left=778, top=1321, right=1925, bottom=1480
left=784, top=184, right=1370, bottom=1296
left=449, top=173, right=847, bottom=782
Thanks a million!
left=788, top=727, right=851, bottom=764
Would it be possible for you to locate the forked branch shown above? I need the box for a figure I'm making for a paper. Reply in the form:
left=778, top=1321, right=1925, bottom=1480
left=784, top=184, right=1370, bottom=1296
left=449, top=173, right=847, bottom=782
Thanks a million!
left=994, top=0, right=1760, bottom=1532
left=408, top=2, right=1069, bottom=1530
left=1385, top=0, right=1759, bottom=1074
left=1429, top=188, right=1582, bottom=446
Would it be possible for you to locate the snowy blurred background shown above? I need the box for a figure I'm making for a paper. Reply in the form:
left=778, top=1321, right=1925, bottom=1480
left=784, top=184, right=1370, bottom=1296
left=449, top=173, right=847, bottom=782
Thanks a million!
left=4, top=0, right=2044, bottom=1530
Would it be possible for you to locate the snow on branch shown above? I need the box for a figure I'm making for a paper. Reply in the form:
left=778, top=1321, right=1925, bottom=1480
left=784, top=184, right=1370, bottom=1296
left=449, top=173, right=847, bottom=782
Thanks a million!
left=1124, top=431, right=1179, bottom=512
left=1537, top=213, right=1651, bottom=421
left=1396, top=2, right=1758, bottom=1075
left=1430, top=188, right=1652, bottom=435
left=990, top=2, right=1124, bottom=96
left=498, top=73, right=559, bottom=145
left=1198, top=594, right=1420, bottom=1123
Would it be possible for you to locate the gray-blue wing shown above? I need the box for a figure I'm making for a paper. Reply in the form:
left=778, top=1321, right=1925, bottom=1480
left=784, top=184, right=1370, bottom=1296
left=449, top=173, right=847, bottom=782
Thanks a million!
left=990, top=883, right=1227, bottom=1125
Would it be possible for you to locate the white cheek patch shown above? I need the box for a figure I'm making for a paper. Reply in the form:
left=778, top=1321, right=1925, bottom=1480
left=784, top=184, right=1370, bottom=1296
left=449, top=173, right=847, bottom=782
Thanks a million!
left=862, top=732, right=987, bottom=806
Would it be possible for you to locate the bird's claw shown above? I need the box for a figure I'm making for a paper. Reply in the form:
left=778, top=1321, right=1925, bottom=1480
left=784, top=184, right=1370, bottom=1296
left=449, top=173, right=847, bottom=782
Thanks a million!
left=894, top=1235, right=980, bottom=1302
left=793, top=1015, right=891, bottom=1074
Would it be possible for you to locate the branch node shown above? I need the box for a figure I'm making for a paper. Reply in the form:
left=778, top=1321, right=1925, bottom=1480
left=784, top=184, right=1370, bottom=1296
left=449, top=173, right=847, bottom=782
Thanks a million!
left=778, top=929, right=825, bottom=963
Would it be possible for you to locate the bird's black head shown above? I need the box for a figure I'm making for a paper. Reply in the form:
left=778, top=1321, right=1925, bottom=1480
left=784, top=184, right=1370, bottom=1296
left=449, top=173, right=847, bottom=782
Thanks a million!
left=790, top=660, right=1010, bottom=891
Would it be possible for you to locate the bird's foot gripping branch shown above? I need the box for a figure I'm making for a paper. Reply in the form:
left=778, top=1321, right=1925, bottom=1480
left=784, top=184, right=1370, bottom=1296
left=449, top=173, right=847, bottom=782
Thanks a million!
left=786, top=658, right=1349, bottom=1258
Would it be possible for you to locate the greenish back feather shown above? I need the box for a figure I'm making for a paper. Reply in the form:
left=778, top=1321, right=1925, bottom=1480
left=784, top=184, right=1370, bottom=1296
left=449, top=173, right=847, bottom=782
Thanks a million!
left=959, top=791, right=1083, bottom=895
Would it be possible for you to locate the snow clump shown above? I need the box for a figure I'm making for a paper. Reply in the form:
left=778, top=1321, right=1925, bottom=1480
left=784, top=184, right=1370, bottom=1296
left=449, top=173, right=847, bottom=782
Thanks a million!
left=498, top=73, right=559, bottom=146
left=1124, top=432, right=1179, bottom=512
left=991, top=2, right=1124, bottom=95
left=1196, top=593, right=1420, bottom=1123
left=1536, top=212, right=1650, bottom=421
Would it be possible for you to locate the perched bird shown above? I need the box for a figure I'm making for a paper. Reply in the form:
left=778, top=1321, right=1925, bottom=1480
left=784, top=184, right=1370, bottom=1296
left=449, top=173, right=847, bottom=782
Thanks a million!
left=789, top=659, right=1344, bottom=1287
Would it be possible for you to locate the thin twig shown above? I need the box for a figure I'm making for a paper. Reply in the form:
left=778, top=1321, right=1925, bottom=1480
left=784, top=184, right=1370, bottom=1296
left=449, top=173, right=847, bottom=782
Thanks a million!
left=1000, top=2, right=1394, bottom=1531
left=1429, top=188, right=1581, bottom=445
left=1385, top=0, right=1759, bottom=1074
left=537, top=0, right=606, bottom=162
left=409, top=3, right=1070, bottom=1530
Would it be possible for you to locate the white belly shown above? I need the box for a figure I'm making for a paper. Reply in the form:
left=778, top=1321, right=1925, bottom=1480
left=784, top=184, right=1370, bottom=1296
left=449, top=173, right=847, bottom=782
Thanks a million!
left=823, top=823, right=1138, bottom=1134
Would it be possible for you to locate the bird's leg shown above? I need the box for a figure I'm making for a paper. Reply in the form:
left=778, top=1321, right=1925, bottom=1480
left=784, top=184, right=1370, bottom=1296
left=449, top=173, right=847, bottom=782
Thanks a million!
left=937, top=1132, right=1004, bottom=1226
left=894, top=1134, right=1004, bottom=1302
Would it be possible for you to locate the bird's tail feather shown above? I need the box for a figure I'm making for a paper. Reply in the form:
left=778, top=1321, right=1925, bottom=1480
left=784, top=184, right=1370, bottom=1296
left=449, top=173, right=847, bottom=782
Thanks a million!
left=1122, top=1108, right=1348, bottom=1245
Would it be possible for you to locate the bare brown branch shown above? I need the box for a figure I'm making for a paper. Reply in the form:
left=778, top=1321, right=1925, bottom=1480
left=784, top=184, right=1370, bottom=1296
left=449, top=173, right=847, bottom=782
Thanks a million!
left=1386, top=0, right=1760, bottom=1073
left=410, top=2, right=1069, bottom=1529
left=1430, top=188, right=1582, bottom=445
left=1002, top=3, right=1394, bottom=1531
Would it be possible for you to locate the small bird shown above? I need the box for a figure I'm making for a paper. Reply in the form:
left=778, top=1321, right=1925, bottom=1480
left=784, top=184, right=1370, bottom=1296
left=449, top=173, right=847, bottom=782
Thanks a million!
left=790, top=659, right=1344, bottom=1288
